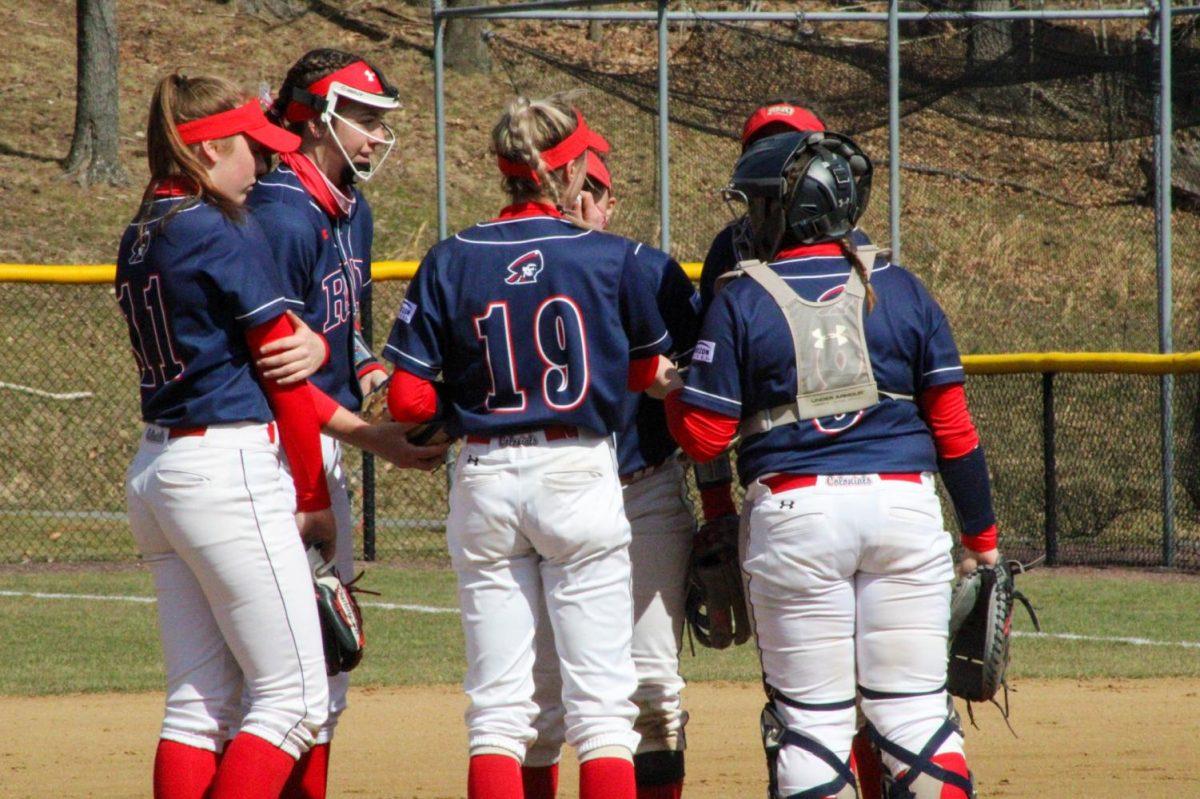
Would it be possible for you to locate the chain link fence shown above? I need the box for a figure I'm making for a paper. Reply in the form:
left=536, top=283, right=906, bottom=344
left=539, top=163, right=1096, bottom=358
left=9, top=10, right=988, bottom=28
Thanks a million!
left=3, top=3, right=1199, bottom=567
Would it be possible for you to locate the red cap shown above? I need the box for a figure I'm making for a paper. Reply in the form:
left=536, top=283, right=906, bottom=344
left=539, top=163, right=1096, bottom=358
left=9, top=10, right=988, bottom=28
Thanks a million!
left=284, top=60, right=397, bottom=123
left=740, top=103, right=825, bottom=147
left=497, top=109, right=610, bottom=185
left=585, top=150, right=611, bottom=191
left=176, top=100, right=300, bottom=153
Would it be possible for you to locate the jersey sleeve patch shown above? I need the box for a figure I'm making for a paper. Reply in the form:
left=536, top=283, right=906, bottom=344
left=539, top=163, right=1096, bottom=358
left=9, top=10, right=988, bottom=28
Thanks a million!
left=693, top=339, right=716, bottom=364
left=398, top=299, right=418, bottom=324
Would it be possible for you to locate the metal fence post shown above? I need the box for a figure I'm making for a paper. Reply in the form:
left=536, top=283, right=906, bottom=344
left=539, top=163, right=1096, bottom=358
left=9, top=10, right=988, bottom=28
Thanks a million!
left=433, top=0, right=449, bottom=241
left=361, top=292, right=376, bottom=562
left=887, top=0, right=901, bottom=263
left=1153, top=0, right=1175, bottom=566
left=657, top=0, right=671, bottom=253
left=1042, top=372, right=1059, bottom=566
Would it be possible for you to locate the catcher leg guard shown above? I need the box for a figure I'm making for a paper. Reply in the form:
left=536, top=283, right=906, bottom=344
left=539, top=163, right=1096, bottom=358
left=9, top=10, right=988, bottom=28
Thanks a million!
left=761, top=693, right=859, bottom=799
left=865, top=719, right=973, bottom=799
left=634, top=750, right=685, bottom=798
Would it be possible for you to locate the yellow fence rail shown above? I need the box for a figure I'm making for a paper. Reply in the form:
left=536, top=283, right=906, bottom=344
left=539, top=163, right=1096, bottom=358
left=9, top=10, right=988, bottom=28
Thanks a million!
left=7, top=262, right=1200, bottom=377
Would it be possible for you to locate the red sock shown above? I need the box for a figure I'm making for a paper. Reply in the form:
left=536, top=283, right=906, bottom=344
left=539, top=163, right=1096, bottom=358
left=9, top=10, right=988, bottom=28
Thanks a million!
left=636, top=780, right=683, bottom=799
left=580, top=757, right=636, bottom=799
left=209, top=732, right=295, bottom=799
left=931, top=752, right=971, bottom=799
left=282, top=743, right=330, bottom=799
left=522, top=763, right=559, bottom=799
left=153, top=740, right=220, bottom=799
left=852, top=728, right=884, bottom=799
left=468, top=753, right=523, bottom=799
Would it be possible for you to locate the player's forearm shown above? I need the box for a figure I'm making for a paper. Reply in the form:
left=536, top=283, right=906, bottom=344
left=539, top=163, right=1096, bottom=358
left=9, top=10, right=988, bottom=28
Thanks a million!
left=918, top=383, right=997, bottom=552
left=353, top=323, right=385, bottom=379
left=247, top=317, right=330, bottom=513
left=664, top=388, right=739, bottom=463
left=387, top=368, right=440, bottom=423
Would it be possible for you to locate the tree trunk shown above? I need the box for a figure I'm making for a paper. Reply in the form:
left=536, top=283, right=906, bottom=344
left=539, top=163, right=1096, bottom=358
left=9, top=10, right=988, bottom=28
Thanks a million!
left=967, top=0, right=1013, bottom=68
left=234, top=0, right=305, bottom=21
left=444, top=0, right=491, bottom=74
left=65, top=0, right=126, bottom=186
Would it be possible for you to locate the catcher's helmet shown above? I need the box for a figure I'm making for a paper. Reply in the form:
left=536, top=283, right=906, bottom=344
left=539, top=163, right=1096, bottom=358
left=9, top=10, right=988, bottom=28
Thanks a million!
left=724, top=130, right=872, bottom=253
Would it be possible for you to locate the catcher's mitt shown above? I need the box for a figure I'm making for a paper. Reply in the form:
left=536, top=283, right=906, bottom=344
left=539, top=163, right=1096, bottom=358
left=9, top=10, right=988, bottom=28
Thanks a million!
left=948, top=557, right=1041, bottom=725
left=308, top=548, right=373, bottom=676
left=685, top=515, right=752, bottom=650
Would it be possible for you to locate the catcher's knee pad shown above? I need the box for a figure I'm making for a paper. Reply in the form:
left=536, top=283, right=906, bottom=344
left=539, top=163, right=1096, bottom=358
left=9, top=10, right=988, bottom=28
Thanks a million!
left=760, top=693, right=858, bottom=799
left=634, top=750, right=685, bottom=788
left=867, top=719, right=973, bottom=799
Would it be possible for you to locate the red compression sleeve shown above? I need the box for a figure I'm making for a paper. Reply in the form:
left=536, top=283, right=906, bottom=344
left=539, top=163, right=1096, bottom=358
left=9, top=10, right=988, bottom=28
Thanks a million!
left=248, top=316, right=330, bottom=513
left=628, top=355, right=661, bottom=392
left=387, top=368, right=439, bottom=424
left=665, top=388, right=740, bottom=463
left=308, top=384, right=339, bottom=427
left=918, top=382, right=979, bottom=459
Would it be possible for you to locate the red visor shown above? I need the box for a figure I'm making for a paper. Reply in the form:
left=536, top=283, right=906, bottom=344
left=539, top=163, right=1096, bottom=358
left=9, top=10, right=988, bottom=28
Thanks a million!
left=585, top=150, right=612, bottom=191
left=741, top=103, right=825, bottom=146
left=285, top=60, right=391, bottom=123
left=176, top=101, right=300, bottom=153
left=497, top=109, right=611, bottom=185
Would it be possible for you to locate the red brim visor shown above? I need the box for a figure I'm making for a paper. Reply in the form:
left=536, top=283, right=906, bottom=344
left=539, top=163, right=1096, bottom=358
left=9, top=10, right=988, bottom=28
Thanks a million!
left=497, top=109, right=610, bottom=184
left=585, top=150, right=612, bottom=191
left=176, top=101, right=300, bottom=153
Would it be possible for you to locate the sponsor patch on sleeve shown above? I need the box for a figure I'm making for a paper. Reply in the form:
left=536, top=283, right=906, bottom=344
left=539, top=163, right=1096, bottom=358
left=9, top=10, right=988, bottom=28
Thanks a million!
left=693, top=339, right=716, bottom=363
left=398, top=299, right=417, bottom=324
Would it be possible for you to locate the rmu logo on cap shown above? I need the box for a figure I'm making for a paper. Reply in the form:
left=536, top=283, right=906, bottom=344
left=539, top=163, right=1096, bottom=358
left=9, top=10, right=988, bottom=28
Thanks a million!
left=505, top=250, right=545, bottom=285
left=766, top=105, right=795, bottom=116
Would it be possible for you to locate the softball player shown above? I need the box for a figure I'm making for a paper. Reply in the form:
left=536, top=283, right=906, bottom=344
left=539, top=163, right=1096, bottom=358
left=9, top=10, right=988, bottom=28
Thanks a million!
left=521, top=149, right=701, bottom=799
left=246, top=49, right=447, bottom=798
left=383, top=95, right=676, bottom=799
left=119, top=72, right=337, bottom=799
left=698, top=99, right=886, bottom=798
left=664, top=130, right=1000, bottom=799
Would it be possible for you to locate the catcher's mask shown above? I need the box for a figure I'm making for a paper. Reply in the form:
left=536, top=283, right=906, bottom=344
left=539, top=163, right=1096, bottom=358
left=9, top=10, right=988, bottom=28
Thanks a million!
left=281, top=59, right=401, bottom=183
left=721, top=130, right=872, bottom=260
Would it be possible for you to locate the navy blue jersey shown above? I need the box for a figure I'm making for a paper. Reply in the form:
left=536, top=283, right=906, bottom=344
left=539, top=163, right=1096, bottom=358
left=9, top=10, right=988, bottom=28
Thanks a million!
left=115, top=198, right=289, bottom=426
left=699, top=222, right=873, bottom=314
left=383, top=213, right=672, bottom=438
left=683, top=248, right=965, bottom=485
left=615, top=242, right=702, bottom=477
left=247, top=164, right=374, bottom=410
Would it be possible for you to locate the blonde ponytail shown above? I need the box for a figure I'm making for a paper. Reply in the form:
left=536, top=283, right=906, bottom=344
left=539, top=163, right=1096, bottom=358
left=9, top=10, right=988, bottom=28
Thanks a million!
left=491, top=92, right=582, bottom=206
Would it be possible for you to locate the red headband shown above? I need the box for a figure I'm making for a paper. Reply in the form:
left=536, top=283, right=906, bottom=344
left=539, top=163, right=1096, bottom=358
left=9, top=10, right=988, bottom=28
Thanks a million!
left=284, top=60, right=389, bottom=123
left=175, top=100, right=300, bottom=152
left=496, top=109, right=611, bottom=185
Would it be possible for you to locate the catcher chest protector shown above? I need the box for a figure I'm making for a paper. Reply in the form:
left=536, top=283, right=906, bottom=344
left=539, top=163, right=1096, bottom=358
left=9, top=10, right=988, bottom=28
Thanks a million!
left=734, top=246, right=883, bottom=438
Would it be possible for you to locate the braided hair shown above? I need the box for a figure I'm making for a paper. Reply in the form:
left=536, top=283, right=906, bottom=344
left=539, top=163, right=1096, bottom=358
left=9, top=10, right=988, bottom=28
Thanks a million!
left=491, top=92, right=582, bottom=205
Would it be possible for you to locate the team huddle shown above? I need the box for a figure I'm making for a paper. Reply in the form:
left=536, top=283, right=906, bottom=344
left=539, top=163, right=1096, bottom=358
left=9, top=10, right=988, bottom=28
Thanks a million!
left=116, top=45, right=1003, bottom=799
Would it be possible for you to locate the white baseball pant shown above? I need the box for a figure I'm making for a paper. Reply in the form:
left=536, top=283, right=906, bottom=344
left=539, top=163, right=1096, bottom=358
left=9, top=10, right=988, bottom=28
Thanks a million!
left=741, top=474, right=961, bottom=797
left=317, top=434, right=354, bottom=745
left=526, top=458, right=694, bottom=767
left=447, top=430, right=641, bottom=761
left=125, top=422, right=329, bottom=760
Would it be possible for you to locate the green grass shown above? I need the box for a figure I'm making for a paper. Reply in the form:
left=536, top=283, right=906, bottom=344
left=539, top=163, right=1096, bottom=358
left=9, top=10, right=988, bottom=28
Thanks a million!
left=0, top=566, right=1196, bottom=697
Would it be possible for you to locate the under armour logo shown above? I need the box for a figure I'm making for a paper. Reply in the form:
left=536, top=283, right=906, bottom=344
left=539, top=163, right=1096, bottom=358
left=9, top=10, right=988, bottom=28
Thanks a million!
left=364, top=69, right=376, bottom=83
left=812, top=325, right=849, bottom=349
left=504, top=250, right=545, bottom=286
left=467, top=455, right=480, bottom=466
left=780, top=500, right=795, bottom=509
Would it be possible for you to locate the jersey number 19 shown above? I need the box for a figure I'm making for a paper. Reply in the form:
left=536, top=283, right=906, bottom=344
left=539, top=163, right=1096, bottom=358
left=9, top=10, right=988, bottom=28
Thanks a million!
left=474, top=297, right=591, bottom=413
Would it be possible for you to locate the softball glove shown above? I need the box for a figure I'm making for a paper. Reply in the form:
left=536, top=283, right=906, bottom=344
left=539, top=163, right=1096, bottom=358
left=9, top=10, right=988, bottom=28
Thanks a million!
left=685, top=515, right=752, bottom=650
left=309, top=548, right=371, bottom=676
left=948, top=557, right=1041, bottom=725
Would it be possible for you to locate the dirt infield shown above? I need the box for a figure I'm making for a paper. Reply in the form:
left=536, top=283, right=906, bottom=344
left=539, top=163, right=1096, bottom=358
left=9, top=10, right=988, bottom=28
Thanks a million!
left=4, top=679, right=1193, bottom=798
